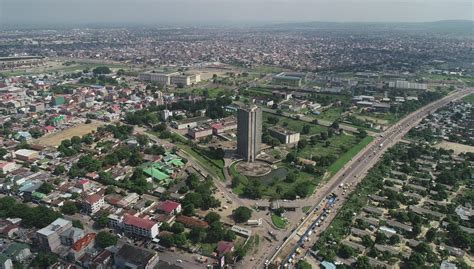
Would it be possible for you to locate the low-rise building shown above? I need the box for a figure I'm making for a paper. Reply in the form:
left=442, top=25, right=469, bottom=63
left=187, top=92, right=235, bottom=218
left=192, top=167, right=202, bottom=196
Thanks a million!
left=114, top=244, right=159, bottom=269
left=172, top=116, right=208, bottom=130
left=268, top=126, right=300, bottom=144
left=0, top=162, right=16, bottom=174
left=14, top=149, right=39, bottom=161
left=272, top=72, right=307, bottom=87
left=188, top=126, right=213, bottom=139
left=157, top=200, right=182, bottom=215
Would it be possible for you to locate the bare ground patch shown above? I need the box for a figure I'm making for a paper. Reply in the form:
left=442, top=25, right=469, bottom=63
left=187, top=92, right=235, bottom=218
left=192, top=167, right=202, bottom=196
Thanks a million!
left=34, top=121, right=104, bottom=147
left=434, top=140, right=474, bottom=154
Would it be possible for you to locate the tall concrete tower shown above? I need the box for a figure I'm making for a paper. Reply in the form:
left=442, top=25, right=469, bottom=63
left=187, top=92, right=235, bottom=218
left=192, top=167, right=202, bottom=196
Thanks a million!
left=237, top=105, right=262, bottom=162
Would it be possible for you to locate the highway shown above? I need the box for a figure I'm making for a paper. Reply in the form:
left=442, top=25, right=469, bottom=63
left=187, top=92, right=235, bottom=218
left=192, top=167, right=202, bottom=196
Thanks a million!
left=266, top=87, right=473, bottom=268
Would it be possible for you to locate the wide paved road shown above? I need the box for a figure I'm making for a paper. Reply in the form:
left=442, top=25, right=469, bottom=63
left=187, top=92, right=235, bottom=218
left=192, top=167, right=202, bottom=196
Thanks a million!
left=266, top=88, right=473, bottom=268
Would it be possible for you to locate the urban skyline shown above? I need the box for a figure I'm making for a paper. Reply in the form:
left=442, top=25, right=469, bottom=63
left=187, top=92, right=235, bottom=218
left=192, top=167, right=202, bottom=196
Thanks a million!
left=0, top=3, right=473, bottom=269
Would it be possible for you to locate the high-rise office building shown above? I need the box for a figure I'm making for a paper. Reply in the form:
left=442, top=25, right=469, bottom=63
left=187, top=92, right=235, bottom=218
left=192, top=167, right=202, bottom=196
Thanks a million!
left=237, top=106, right=262, bottom=162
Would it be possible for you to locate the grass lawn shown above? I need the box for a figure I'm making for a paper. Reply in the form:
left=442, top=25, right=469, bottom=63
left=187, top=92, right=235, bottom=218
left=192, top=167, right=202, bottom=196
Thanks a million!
left=0, top=63, right=127, bottom=77
left=315, top=107, right=343, bottom=122
left=298, top=133, right=359, bottom=160
left=231, top=161, right=319, bottom=199
left=262, top=112, right=327, bottom=136
left=200, top=243, right=217, bottom=256
left=189, top=88, right=229, bottom=98
left=271, top=214, right=287, bottom=229
left=249, top=65, right=285, bottom=74
left=302, top=206, right=312, bottom=213
left=242, top=87, right=273, bottom=98
left=326, top=136, right=374, bottom=177
left=463, top=93, right=474, bottom=104
left=179, top=144, right=225, bottom=180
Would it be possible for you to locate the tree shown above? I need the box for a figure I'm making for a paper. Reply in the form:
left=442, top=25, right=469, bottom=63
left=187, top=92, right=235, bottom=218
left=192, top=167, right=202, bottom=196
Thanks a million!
left=61, top=202, right=78, bottom=215
left=30, top=165, right=39, bottom=172
left=357, top=128, right=368, bottom=139
left=72, top=220, right=84, bottom=229
left=93, top=66, right=111, bottom=75
left=53, top=165, right=66, bottom=175
left=285, top=152, right=297, bottom=163
left=233, top=206, right=252, bottom=223
left=38, top=183, right=54, bottom=194
left=425, top=228, right=437, bottom=242
left=223, top=230, right=236, bottom=241
left=96, top=231, right=118, bottom=248
left=267, top=116, right=279, bottom=125
left=188, top=227, right=206, bottom=243
left=298, top=139, right=308, bottom=149
left=274, top=207, right=285, bottom=217
left=160, top=235, right=175, bottom=247
left=338, top=244, right=355, bottom=259
left=96, top=213, right=109, bottom=228
left=31, top=252, right=58, bottom=267
left=354, top=256, right=372, bottom=269
left=389, top=234, right=400, bottom=245
left=204, top=212, right=221, bottom=224
left=297, top=260, right=312, bottom=269
left=285, top=172, right=297, bottom=183
left=173, top=233, right=187, bottom=247
left=182, top=204, right=195, bottom=216
left=171, top=223, right=185, bottom=234
left=301, top=125, right=311, bottom=135
left=206, top=222, right=225, bottom=243
left=361, top=235, right=373, bottom=247
left=105, top=186, right=116, bottom=195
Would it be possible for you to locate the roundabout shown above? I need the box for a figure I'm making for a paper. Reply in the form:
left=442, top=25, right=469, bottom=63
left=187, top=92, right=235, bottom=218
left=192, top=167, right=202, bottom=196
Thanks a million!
left=235, top=160, right=272, bottom=177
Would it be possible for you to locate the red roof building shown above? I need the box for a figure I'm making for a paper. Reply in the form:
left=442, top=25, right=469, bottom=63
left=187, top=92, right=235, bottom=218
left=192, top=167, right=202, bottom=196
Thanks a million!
left=157, top=200, right=182, bottom=215
left=44, top=126, right=55, bottom=133
left=72, top=233, right=96, bottom=251
left=83, top=194, right=104, bottom=215
left=122, top=214, right=159, bottom=239
left=216, top=241, right=234, bottom=257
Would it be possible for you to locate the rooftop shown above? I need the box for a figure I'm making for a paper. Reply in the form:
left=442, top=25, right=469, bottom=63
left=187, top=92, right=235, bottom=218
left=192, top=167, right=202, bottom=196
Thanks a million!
left=123, top=214, right=157, bottom=230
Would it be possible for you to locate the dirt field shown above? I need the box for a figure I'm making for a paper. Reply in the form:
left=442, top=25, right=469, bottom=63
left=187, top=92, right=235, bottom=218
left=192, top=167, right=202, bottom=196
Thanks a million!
left=434, top=140, right=474, bottom=154
left=34, top=121, right=104, bottom=147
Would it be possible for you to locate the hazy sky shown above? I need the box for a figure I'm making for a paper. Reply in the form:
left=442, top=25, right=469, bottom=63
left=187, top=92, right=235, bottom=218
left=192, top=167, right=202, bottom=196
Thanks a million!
left=1, top=0, right=473, bottom=26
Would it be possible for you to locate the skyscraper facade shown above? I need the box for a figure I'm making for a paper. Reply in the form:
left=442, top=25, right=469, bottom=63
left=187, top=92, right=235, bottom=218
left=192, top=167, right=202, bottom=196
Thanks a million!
left=237, top=106, right=262, bottom=162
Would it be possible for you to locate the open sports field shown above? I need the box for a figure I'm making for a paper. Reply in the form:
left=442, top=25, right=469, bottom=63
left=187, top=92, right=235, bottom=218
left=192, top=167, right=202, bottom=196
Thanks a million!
left=434, top=140, right=474, bottom=154
left=34, top=122, right=104, bottom=147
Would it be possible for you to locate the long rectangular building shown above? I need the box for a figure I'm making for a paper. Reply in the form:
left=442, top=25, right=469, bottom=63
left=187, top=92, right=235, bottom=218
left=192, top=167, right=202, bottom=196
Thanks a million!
left=139, top=72, right=201, bottom=86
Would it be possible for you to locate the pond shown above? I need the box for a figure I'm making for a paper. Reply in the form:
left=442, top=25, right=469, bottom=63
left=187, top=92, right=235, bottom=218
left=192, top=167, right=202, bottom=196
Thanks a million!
left=250, top=167, right=288, bottom=185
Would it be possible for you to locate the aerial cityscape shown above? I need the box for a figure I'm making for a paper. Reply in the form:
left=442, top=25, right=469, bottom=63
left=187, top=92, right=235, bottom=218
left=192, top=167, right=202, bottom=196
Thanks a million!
left=0, top=1, right=473, bottom=269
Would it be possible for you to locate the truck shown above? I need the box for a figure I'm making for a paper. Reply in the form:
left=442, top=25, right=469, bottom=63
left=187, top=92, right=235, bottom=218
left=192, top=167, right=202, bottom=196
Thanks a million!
left=247, top=218, right=263, bottom=226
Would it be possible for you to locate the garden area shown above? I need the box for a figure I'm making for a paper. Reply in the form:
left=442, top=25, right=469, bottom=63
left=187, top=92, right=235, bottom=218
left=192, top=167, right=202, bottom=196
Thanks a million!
left=230, top=161, right=318, bottom=200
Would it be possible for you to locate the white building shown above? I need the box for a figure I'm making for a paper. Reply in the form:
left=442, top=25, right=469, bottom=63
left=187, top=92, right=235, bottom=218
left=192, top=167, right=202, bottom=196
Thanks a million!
left=108, top=214, right=159, bottom=239
left=83, top=194, right=104, bottom=215
left=268, top=127, right=300, bottom=144
left=139, top=72, right=201, bottom=87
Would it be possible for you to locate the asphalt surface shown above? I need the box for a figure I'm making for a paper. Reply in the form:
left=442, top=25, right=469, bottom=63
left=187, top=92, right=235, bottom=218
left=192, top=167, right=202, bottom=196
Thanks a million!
left=266, top=88, right=473, bottom=268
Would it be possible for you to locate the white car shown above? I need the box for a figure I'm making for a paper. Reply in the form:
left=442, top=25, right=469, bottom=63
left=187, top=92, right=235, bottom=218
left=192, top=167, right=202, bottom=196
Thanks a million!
left=176, top=259, right=183, bottom=263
